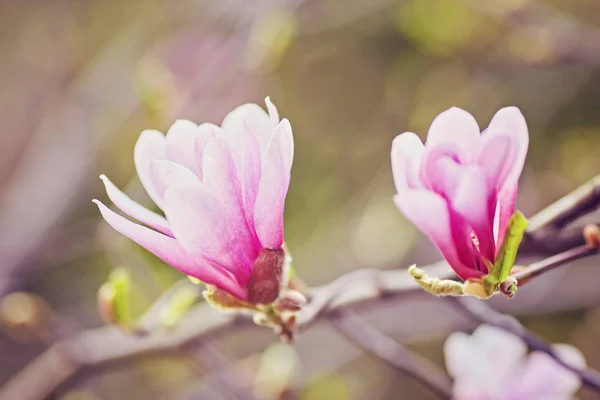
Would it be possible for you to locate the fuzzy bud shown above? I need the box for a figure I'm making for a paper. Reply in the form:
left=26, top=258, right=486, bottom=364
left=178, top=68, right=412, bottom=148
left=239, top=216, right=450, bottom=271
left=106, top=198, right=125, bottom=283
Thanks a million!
left=274, top=291, right=306, bottom=313
left=499, top=277, right=518, bottom=298
left=247, top=248, right=285, bottom=305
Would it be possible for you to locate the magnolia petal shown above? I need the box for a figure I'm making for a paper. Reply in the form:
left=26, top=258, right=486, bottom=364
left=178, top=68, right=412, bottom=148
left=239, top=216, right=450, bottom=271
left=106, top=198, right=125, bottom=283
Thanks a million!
left=476, top=134, right=514, bottom=191
left=203, top=138, right=259, bottom=267
left=99, top=175, right=173, bottom=236
left=222, top=102, right=274, bottom=151
left=254, top=121, right=291, bottom=249
left=444, top=325, right=527, bottom=397
left=391, top=132, right=426, bottom=191
left=420, top=143, right=466, bottom=198
left=149, top=160, right=201, bottom=202
left=393, top=190, right=475, bottom=280
left=165, top=120, right=199, bottom=175
left=278, top=118, right=294, bottom=172
left=94, top=200, right=245, bottom=299
left=193, top=123, right=218, bottom=180
left=134, top=129, right=166, bottom=209
left=163, top=184, right=250, bottom=285
left=451, top=167, right=495, bottom=262
left=485, top=107, right=529, bottom=247
left=511, top=345, right=584, bottom=398
left=426, top=107, right=481, bottom=159
left=265, top=96, right=280, bottom=126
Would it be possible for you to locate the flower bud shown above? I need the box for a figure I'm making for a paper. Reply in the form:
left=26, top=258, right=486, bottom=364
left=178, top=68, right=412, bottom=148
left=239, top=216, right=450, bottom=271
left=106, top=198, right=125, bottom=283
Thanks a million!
left=274, top=290, right=306, bottom=313
left=499, top=277, right=518, bottom=298
left=0, top=292, right=52, bottom=342
left=247, top=248, right=285, bottom=305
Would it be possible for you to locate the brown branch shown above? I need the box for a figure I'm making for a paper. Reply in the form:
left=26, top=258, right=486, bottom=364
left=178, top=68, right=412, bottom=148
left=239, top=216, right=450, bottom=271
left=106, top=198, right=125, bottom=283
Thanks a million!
left=330, top=309, right=453, bottom=399
left=520, top=176, right=600, bottom=254
left=192, top=343, right=258, bottom=400
left=448, top=297, right=600, bottom=392
left=3, top=177, right=600, bottom=400
left=513, top=245, right=598, bottom=285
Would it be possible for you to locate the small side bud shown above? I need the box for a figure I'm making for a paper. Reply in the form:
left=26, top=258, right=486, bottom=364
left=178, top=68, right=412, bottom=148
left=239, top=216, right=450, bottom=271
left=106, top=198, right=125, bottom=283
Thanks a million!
left=97, top=283, right=117, bottom=324
left=274, top=291, right=306, bottom=313
left=247, top=248, right=285, bottom=305
left=97, top=267, right=132, bottom=329
left=584, top=224, right=600, bottom=249
left=499, top=277, right=518, bottom=298
left=0, top=292, right=52, bottom=342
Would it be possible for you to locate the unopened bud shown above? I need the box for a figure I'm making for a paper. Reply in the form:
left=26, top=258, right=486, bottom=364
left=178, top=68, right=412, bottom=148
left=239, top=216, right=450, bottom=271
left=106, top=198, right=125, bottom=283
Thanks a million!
left=584, top=224, right=600, bottom=249
left=274, top=291, right=306, bottom=313
left=247, top=248, right=285, bottom=305
left=499, top=277, right=518, bottom=298
left=97, top=283, right=117, bottom=324
left=0, top=292, right=52, bottom=342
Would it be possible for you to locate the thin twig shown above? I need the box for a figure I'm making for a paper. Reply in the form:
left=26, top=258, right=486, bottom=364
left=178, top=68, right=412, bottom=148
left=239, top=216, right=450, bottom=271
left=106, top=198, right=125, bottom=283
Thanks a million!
left=3, top=177, right=600, bottom=399
left=528, top=176, right=600, bottom=232
left=520, top=175, right=600, bottom=254
left=330, top=309, right=453, bottom=399
left=513, top=245, right=598, bottom=285
left=192, top=343, right=257, bottom=400
left=448, top=297, right=600, bottom=392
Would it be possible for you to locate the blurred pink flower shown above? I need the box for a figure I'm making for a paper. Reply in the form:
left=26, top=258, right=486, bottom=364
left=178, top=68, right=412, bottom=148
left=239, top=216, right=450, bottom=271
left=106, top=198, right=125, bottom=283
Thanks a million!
left=445, top=325, right=584, bottom=400
left=391, top=107, right=529, bottom=280
left=94, top=98, right=294, bottom=302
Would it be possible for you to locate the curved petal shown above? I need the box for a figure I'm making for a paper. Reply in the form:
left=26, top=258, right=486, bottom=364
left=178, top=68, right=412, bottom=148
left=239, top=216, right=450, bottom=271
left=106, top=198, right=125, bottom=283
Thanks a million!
left=393, top=190, right=476, bottom=279
left=426, top=107, right=481, bottom=159
left=94, top=200, right=245, bottom=299
left=265, top=96, right=280, bottom=126
left=420, top=143, right=466, bottom=198
left=511, top=345, right=584, bottom=398
left=165, top=120, right=199, bottom=175
left=253, top=120, right=291, bottom=249
left=278, top=118, right=294, bottom=172
left=149, top=160, right=201, bottom=203
left=391, top=132, right=425, bottom=191
left=99, top=175, right=173, bottom=237
left=221, top=102, right=275, bottom=151
left=445, top=325, right=527, bottom=397
left=484, top=107, right=529, bottom=247
left=134, top=129, right=166, bottom=210
left=193, top=123, right=218, bottom=180
left=163, top=184, right=251, bottom=285
left=203, top=138, right=260, bottom=266
left=476, top=134, right=514, bottom=191
left=451, top=167, right=495, bottom=263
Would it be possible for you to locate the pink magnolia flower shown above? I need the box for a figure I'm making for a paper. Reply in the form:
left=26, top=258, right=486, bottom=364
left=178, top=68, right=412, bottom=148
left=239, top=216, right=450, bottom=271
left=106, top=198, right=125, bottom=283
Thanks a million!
left=445, top=325, right=584, bottom=400
left=391, top=107, right=529, bottom=281
left=94, top=98, right=293, bottom=303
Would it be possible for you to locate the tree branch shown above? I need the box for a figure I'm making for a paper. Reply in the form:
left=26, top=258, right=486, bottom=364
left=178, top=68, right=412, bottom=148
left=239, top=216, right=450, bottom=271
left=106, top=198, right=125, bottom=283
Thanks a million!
left=330, top=309, right=453, bottom=399
left=3, top=176, right=600, bottom=400
left=521, top=176, right=600, bottom=254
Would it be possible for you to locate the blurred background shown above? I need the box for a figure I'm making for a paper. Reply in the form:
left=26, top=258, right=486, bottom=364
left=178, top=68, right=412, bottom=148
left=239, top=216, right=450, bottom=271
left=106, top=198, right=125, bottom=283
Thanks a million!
left=2, top=0, right=600, bottom=398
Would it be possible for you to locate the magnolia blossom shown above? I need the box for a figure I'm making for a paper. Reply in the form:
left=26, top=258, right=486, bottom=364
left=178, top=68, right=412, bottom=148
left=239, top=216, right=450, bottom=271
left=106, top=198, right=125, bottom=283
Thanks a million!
left=391, top=107, right=529, bottom=281
left=445, top=325, right=584, bottom=400
left=94, top=98, right=293, bottom=303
